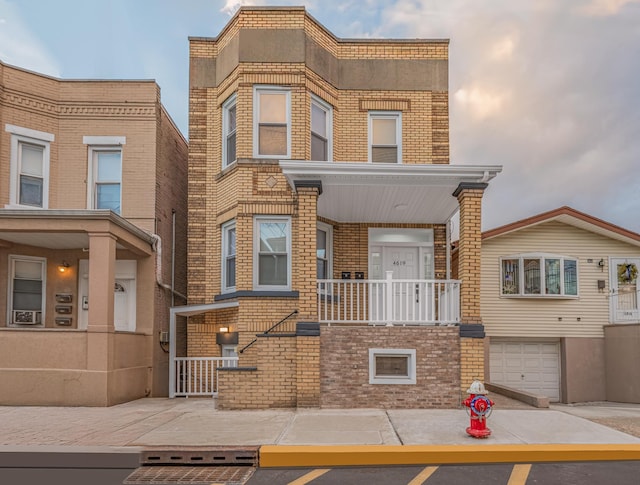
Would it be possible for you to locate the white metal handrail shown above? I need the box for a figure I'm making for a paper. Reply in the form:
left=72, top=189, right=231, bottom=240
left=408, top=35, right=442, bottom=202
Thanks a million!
left=173, top=357, right=239, bottom=397
left=317, top=272, right=460, bottom=325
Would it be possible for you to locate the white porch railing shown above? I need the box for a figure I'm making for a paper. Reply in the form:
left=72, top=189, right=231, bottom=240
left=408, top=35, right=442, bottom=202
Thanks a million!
left=317, top=271, right=460, bottom=325
left=173, top=357, right=239, bottom=397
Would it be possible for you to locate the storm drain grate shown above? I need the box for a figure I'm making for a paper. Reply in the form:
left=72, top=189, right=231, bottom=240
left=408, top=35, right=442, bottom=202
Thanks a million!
left=124, top=465, right=255, bottom=485
left=141, top=447, right=259, bottom=466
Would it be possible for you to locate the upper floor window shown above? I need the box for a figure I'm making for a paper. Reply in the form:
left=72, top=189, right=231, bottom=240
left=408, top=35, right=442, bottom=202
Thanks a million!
left=254, top=86, right=290, bottom=158
left=84, top=136, right=125, bottom=215
left=5, top=124, right=54, bottom=209
left=369, top=112, right=402, bottom=163
left=501, top=254, right=578, bottom=297
left=254, top=216, right=291, bottom=290
left=222, top=220, right=236, bottom=293
left=222, top=94, right=237, bottom=168
left=8, top=255, right=46, bottom=327
left=311, top=95, right=332, bottom=161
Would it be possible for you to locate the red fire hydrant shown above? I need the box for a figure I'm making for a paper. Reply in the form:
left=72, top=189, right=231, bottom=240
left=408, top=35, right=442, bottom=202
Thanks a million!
left=462, top=380, right=494, bottom=438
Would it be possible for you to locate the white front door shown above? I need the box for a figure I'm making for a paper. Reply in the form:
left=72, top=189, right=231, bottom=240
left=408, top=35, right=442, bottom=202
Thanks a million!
left=610, top=258, right=640, bottom=323
left=383, top=246, right=419, bottom=321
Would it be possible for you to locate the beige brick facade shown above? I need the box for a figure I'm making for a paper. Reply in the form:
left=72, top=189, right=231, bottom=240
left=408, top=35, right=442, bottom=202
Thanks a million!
left=0, top=60, right=188, bottom=405
left=187, top=7, right=488, bottom=409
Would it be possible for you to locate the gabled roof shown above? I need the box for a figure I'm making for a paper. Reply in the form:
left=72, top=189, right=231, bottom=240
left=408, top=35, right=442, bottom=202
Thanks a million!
left=482, top=206, right=640, bottom=247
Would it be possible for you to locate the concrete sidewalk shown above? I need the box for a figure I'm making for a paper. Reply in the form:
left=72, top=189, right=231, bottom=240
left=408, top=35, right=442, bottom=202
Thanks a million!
left=1, top=398, right=639, bottom=448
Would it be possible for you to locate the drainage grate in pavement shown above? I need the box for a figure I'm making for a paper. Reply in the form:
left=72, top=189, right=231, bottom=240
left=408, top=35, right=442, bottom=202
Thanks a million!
left=141, top=447, right=259, bottom=466
left=124, top=465, right=255, bottom=485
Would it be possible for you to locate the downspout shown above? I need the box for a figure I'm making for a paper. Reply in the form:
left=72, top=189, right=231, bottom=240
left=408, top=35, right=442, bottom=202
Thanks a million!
left=171, top=209, right=176, bottom=307
left=446, top=218, right=452, bottom=280
left=151, top=233, right=186, bottom=301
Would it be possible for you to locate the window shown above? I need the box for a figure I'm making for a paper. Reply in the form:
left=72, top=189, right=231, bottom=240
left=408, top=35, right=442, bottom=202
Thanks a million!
left=254, top=87, right=290, bottom=158
left=5, top=124, right=54, bottom=209
left=8, top=255, right=45, bottom=326
left=222, top=94, right=237, bottom=168
left=501, top=254, right=578, bottom=297
left=369, top=348, right=416, bottom=385
left=316, top=222, right=333, bottom=280
left=222, top=220, right=236, bottom=293
left=84, top=137, right=125, bottom=215
left=369, top=112, right=401, bottom=163
left=311, top=96, right=332, bottom=161
left=254, top=217, right=291, bottom=290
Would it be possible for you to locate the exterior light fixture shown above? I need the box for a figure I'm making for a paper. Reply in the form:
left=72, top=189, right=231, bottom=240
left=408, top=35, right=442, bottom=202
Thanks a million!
left=219, top=326, right=229, bottom=333
left=58, top=261, right=70, bottom=273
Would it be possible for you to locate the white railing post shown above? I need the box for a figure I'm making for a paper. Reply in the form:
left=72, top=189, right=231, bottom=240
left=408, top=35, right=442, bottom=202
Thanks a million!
left=385, top=271, right=394, bottom=326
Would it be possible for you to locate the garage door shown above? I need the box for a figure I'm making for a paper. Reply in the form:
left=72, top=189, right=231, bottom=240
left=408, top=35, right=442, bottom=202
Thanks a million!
left=489, top=340, right=560, bottom=402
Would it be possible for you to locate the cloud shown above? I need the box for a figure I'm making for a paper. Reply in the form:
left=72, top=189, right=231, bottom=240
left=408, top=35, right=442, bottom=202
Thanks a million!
left=0, top=0, right=60, bottom=76
left=578, top=0, right=640, bottom=16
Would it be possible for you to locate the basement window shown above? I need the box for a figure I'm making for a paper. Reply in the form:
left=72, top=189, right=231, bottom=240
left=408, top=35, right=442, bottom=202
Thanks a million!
left=369, top=348, right=416, bottom=385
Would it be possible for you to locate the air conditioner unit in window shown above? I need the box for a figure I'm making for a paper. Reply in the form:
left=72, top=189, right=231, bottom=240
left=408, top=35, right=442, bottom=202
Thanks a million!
left=13, top=310, right=42, bottom=325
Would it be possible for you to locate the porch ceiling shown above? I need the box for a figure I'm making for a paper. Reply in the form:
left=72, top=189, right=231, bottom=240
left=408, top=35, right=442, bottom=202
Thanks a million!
left=280, top=161, right=502, bottom=224
left=0, top=209, right=155, bottom=255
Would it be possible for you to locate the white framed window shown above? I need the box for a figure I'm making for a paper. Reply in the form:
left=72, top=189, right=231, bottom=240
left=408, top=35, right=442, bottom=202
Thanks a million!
left=222, top=220, right=236, bottom=293
left=369, top=112, right=402, bottom=163
left=222, top=94, right=237, bottom=168
left=5, top=124, right=54, bottom=209
left=317, top=222, right=333, bottom=280
left=369, top=348, right=416, bottom=385
left=253, top=86, right=291, bottom=158
left=84, top=137, right=125, bottom=215
left=7, top=255, right=46, bottom=327
left=501, top=254, right=578, bottom=297
left=311, top=95, right=332, bottom=161
left=254, top=216, right=291, bottom=290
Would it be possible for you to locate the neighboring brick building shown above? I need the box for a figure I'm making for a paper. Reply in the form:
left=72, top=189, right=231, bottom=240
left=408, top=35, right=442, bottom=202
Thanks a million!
left=0, top=60, right=188, bottom=405
left=178, top=6, right=501, bottom=409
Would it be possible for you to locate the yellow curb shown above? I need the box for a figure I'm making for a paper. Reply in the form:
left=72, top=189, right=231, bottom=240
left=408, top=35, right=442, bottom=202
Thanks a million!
left=259, top=444, right=640, bottom=468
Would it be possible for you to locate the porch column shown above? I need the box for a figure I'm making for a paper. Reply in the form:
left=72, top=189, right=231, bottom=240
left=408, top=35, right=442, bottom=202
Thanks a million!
left=453, top=183, right=487, bottom=391
left=295, top=183, right=320, bottom=321
left=86, top=232, right=116, bottom=402
left=295, top=182, right=321, bottom=407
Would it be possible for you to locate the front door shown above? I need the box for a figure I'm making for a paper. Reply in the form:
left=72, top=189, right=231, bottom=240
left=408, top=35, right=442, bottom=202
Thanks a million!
left=383, top=246, right=419, bottom=321
left=610, top=258, right=640, bottom=323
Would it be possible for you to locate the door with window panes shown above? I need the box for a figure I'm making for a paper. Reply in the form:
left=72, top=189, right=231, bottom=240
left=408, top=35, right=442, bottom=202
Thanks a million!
left=610, top=258, right=640, bottom=322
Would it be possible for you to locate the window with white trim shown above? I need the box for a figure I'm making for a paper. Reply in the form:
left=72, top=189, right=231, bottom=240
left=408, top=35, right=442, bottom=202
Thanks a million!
left=369, top=112, right=402, bottom=163
left=254, top=216, right=291, bottom=290
left=254, top=86, right=290, bottom=158
left=84, top=136, right=125, bottom=215
left=8, top=255, right=46, bottom=327
left=311, top=95, right=332, bottom=161
left=222, top=94, right=237, bottom=168
left=501, top=254, right=578, bottom=297
left=369, top=348, right=416, bottom=385
left=222, top=220, right=236, bottom=293
left=5, top=124, right=54, bottom=209
left=317, top=222, right=333, bottom=280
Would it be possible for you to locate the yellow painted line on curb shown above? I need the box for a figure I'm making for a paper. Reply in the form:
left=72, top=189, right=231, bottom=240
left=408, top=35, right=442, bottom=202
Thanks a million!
left=259, top=444, right=640, bottom=468
left=407, top=466, right=439, bottom=485
left=287, top=468, right=330, bottom=485
left=507, top=464, right=532, bottom=485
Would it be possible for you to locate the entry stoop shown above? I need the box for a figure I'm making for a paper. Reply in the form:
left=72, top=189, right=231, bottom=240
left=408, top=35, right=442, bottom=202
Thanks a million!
left=124, top=446, right=258, bottom=485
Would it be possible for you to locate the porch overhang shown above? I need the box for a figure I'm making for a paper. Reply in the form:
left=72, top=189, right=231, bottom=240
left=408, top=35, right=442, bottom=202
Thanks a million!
left=0, top=209, right=155, bottom=256
left=280, top=161, right=502, bottom=223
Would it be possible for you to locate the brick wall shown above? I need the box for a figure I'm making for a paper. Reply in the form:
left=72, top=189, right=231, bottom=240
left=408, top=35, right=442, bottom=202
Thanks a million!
left=321, top=326, right=460, bottom=408
left=460, top=337, right=485, bottom=392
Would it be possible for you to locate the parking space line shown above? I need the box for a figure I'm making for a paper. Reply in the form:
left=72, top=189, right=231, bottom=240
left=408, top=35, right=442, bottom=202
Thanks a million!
left=407, top=466, right=439, bottom=484
left=287, top=468, right=331, bottom=484
left=507, top=464, right=532, bottom=485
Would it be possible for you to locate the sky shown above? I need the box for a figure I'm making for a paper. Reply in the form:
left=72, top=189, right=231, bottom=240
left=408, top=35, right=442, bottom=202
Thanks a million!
left=1, top=0, right=639, bottom=233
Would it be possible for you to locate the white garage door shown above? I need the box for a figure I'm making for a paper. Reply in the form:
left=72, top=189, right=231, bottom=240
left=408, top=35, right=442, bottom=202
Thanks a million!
left=490, top=340, right=560, bottom=402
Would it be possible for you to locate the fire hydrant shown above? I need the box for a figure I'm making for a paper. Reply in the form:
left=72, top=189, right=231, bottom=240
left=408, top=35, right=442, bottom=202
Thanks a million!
left=462, top=380, right=494, bottom=438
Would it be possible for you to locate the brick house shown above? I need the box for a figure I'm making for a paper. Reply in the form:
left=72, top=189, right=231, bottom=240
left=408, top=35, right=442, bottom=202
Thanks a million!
left=0, top=60, right=188, bottom=406
left=175, top=6, right=501, bottom=409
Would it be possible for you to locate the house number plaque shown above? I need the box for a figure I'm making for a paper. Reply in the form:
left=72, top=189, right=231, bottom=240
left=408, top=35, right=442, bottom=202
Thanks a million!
left=392, top=261, right=407, bottom=266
